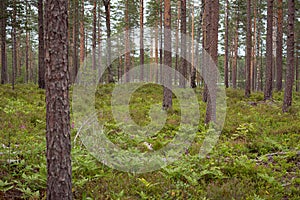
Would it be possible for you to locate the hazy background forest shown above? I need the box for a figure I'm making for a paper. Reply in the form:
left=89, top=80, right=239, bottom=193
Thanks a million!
left=0, top=0, right=300, bottom=199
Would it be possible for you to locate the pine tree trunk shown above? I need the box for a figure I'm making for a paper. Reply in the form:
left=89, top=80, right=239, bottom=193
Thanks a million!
left=264, top=0, right=274, bottom=100
left=283, top=0, right=295, bottom=112
left=97, top=3, right=102, bottom=83
left=179, top=0, right=187, bottom=88
left=38, top=0, right=45, bottom=89
left=103, top=0, right=114, bottom=83
left=202, top=0, right=210, bottom=102
left=296, top=31, right=299, bottom=92
left=73, top=0, right=79, bottom=83
left=256, top=18, right=262, bottom=91
left=92, top=0, right=96, bottom=72
left=45, top=0, right=72, bottom=198
left=124, top=0, right=130, bottom=83
left=296, top=45, right=299, bottom=92
left=12, top=0, right=17, bottom=89
left=245, top=0, right=252, bottom=97
left=155, top=6, right=159, bottom=84
left=159, top=0, right=163, bottom=84
left=190, top=4, right=196, bottom=88
left=1, top=0, right=7, bottom=84
left=163, top=0, right=172, bottom=110
left=276, top=0, right=283, bottom=91
left=139, top=0, right=144, bottom=81
left=232, top=5, right=239, bottom=89
left=174, top=0, right=180, bottom=85
left=224, top=0, right=229, bottom=88
left=80, top=0, right=85, bottom=67
left=205, top=0, right=218, bottom=123
left=252, top=0, right=257, bottom=91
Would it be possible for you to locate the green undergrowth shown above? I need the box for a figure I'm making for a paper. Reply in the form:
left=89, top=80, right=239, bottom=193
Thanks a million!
left=0, top=84, right=299, bottom=199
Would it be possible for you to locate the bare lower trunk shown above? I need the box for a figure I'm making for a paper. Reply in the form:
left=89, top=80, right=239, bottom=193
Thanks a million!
left=283, top=0, right=295, bottom=112
left=245, top=0, right=252, bottom=97
left=264, top=0, right=274, bottom=100
left=163, top=0, right=172, bottom=110
left=125, top=0, right=130, bottom=83
left=139, top=0, right=144, bottom=81
left=80, top=0, right=85, bottom=67
left=179, top=0, right=187, bottom=88
left=38, top=0, right=45, bottom=89
left=276, top=0, right=283, bottom=91
left=1, top=0, right=7, bottom=84
left=224, top=0, right=229, bottom=88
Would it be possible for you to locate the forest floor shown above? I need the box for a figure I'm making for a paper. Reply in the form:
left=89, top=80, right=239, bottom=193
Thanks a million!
left=0, top=84, right=300, bottom=199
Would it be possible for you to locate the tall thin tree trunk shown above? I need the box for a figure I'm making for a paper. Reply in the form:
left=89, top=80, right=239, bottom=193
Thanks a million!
left=283, top=0, right=295, bottom=112
left=140, top=0, right=144, bottom=81
left=276, top=0, right=283, bottom=91
left=1, top=0, right=7, bottom=84
left=296, top=43, right=299, bottom=92
left=202, top=0, right=210, bottom=102
left=163, top=0, right=172, bottom=110
left=194, top=0, right=204, bottom=87
left=17, top=30, right=22, bottom=77
left=125, top=0, right=130, bottom=83
left=224, top=0, right=229, bottom=88
left=25, top=0, right=29, bottom=83
left=232, top=5, right=239, bottom=89
left=245, top=0, right=252, bottom=97
left=103, top=0, right=114, bottom=83
left=12, top=0, right=17, bottom=89
left=92, top=0, right=96, bottom=72
left=97, top=2, right=102, bottom=83
left=80, top=0, right=85, bottom=67
left=38, top=0, right=45, bottom=89
left=264, top=0, right=274, bottom=100
left=256, top=18, right=262, bottom=91
left=73, top=0, right=79, bottom=83
left=179, top=0, right=187, bottom=88
left=174, top=0, right=180, bottom=85
left=252, top=0, right=257, bottom=91
left=155, top=4, right=159, bottom=84
left=190, top=3, right=196, bottom=88
left=159, top=0, right=163, bottom=84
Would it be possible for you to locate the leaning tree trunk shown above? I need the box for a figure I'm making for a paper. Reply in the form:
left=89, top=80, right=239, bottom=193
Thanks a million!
left=45, top=0, right=72, bottom=198
left=38, top=0, right=45, bottom=89
left=283, top=0, right=295, bottom=112
left=264, top=0, right=274, bottom=100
